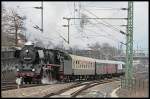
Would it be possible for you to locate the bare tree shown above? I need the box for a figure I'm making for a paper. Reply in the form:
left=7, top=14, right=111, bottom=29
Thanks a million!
left=2, top=5, right=26, bottom=47
left=2, top=5, right=10, bottom=46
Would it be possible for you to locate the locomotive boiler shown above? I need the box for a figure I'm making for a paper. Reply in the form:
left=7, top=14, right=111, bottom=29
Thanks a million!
left=14, top=41, right=66, bottom=84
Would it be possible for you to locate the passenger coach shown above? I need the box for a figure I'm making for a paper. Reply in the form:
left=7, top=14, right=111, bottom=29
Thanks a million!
left=62, top=54, right=125, bottom=81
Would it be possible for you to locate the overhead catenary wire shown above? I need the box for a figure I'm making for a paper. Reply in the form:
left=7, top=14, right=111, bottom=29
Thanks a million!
left=75, top=12, right=125, bottom=43
left=82, top=8, right=127, bottom=35
left=81, top=4, right=128, bottom=10
left=83, top=27, right=125, bottom=44
left=91, top=22, right=124, bottom=39
left=73, top=24, right=126, bottom=45
left=82, top=8, right=125, bottom=32
left=86, top=20, right=138, bottom=46
left=60, top=3, right=127, bottom=46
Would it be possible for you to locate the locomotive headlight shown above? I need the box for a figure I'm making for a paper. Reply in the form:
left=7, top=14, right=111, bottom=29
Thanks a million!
left=26, top=49, right=29, bottom=53
left=32, top=68, right=35, bottom=71
left=17, top=69, right=19, bottom=71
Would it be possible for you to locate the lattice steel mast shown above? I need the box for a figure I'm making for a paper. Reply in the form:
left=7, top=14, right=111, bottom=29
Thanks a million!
left=125, top=1, right=133, bottom=80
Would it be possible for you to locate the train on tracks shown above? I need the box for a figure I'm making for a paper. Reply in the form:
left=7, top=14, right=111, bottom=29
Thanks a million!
left=14, top=41, right=125, bottom=84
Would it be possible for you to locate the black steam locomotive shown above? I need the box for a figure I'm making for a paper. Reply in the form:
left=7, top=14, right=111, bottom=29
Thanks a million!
left=14, top=42, right=67, bottom=84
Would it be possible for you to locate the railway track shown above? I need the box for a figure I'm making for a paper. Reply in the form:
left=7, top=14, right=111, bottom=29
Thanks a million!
left=44, top=78, right=120, bottom=98
left=2, top=80, right=16, bottom=91
left=1, top=80, right=50, bottom=91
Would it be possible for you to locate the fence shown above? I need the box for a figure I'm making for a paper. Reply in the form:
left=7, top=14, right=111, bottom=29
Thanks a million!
left=1, top=70, right=16, bottom=81
left=1, top=50, right=19, bottom=81
left=120, top=78, right=149, bottom=97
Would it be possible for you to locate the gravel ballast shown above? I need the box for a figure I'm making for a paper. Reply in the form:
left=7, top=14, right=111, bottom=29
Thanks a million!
left=2, top=83, right=75, bottom=98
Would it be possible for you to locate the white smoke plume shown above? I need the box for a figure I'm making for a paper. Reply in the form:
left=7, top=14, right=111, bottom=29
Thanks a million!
left=41, top=77, right=57, bottom=84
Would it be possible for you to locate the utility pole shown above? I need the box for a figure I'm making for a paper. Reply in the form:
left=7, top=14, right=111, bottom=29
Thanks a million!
left=63, top=18, right=70, bottom=44
left=125, top=1, right=133, bottom=84
left=33, top=1, right=43, bottom=32
left=62, top=17, right=126, bottom=44
left=41, top=1, right=43, bottom=32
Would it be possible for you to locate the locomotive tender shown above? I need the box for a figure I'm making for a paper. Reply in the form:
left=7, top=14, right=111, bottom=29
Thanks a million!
left=14, top=41, right=125, bottom=84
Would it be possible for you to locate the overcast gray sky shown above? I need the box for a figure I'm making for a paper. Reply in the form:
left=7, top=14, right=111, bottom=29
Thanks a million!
left=2, top=1, right=148, bottom=51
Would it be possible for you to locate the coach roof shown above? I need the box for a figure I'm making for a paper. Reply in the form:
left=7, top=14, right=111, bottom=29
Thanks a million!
left=69, top=54, right=125, bottom=64
left=95, top=59, right=125, bottom=64
left=69, top=54, right=95, bottom=62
